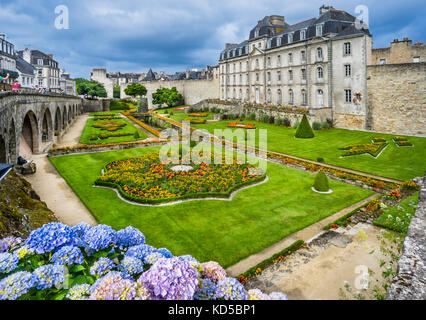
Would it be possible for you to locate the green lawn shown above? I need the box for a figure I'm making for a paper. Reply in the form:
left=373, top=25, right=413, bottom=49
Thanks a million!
left=49, top=147, right=373, bottom=267
left=79, top=117, right=148, bottom=145
left=192, top=119, right=426, bottom=181
left=155, top=106, right=216, bottom=122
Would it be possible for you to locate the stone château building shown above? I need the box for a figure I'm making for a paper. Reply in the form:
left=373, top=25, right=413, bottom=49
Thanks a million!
left=218, top=5, right=372, bottom=126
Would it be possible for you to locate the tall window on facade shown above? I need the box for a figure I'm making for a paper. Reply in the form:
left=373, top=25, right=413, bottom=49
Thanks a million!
left=302, top=89, right=307, bottom=105
left=267, top=89, right=272, bottom=103
left=317, top=89, right=324, bottom=106
left=267, top=72, right=271, bottom=82
left=246, top=89, right=249, bottom=101
left=277, top=89, right=282, bottom=105
left=256, top=73, right=259, bottom=82
left=289, top=70, right=293, bottom=81
left=289, top=89, right=294, bottom=104
left=239, top=62, right=242, bottom=72
left=344, top=42, right=351, bottom=55
left=345, top=64, right=351, bottom=77
left=301, top=50, right=306, bottom=63
left=277, top=71, right=281, bottom=82
left=288, top=53, right=293, bottom=65
left=345, top=89, right=352, bottom=103
left=317, top=47, right=323, bottom=60
left=301, top=69, right=306, bottom=81
left=37, top=59, right=43, bottom=65
left=233, top=75, right=236, bottom=84
left=239, top=89, right=242, bottom=100
left=256, top=59, right=259, bottom=69
left=233, top=89, right=236, bottom=99
left=239, top=74, right=242, bottom=84
left=277, top=55, right=281, bottom=66
left=317, top=67, right=323, bottom=79
left=267, top=57, right=271, bottom=67
left=316, top=25, right=323, bottom=36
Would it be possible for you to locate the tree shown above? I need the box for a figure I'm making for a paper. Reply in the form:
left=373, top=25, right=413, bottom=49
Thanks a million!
left=295, top=114, right=315, bottom=139
left=152, top=87, right=184, bottom=107
left=75, top=78, right=107, bottom=98
left=313, top=170, right=330, bottom=192
left=124, top=83, right=147, bottom=98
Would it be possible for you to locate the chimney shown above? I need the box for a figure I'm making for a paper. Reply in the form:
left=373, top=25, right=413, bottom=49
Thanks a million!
left=269, top=15, right=285, bottom=26
left=23, top=48, right=31, bottom=64
left=0, top=34, right=5, bottom=40
left=320, top=5, right=335, bottom=15
left=186, top=68, right=190, bottom=79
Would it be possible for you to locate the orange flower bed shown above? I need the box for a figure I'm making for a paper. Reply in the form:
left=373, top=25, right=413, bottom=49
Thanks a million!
left=122, top=111, right=162, bottom=137
left=188, top=113, right=207, bottom=117
left=227, top=122, right=256, bottom=129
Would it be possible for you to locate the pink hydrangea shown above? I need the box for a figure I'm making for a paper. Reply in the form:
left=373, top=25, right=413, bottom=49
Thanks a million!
left=201, top=261, right=226, bottom=283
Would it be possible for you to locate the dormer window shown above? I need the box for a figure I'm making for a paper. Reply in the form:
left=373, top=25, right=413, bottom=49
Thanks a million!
left=288, top=33, right=293, bottom=43
left=316, top=24, right=323, bottom=37
left=254, top=28, right=260, bottom=38
left=277, top=37, right=282, bottom=46
left=300, top=29, right=306, bottom=40
left=267, top=39, right=272, bottom=49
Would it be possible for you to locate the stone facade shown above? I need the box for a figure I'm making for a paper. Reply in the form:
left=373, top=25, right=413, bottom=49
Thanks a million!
left=367, top=62, right=426, bottom=136
left=371, top=38, right=426, bottom=65
left=387, top=174, right=426, bottom=300
left=0, top=92, right=83, bottom=163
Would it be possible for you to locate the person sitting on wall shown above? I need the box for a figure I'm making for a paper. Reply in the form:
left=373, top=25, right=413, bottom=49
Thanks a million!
left=11, top=81, right=21, bottom=92
left=0, top=73, right=10, bottom=82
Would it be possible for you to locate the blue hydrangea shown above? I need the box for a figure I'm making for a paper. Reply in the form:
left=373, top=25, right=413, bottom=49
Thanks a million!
left=125, top=244, right=155, bottom=260
left=119, top=256, right=144, bottom=275
left=66, top=283, right=91, bottom=300
left=178, top=255, right=199, bottom=264
left=156, top=248, right=173, bottom=258
left=71, top=222, right=92, bottom=246
left=32, top=264, right=65, bottom=290
left=194, top=278, right=218, bottom=300
left=90, top=271, right=124, bottom=294
left=116, top=226, right=145, bottom=249
left=0, top=271, right=35, bottom=300
left=0, top=252, right=19, bottom=274
left=0, top=237, right=23, bottom=253
left=268, top=292, right=289, bottom=300
left=90, top=257, right=116, bottom=277
left=216, top=277, right=247, bottom=300
left=50, top=246, right=84, bottom=265
left=143, top=252, right=164, bottom=265
left=84, top=224, right=118, bottom=252
left=25, top=223, right=77, bottom=254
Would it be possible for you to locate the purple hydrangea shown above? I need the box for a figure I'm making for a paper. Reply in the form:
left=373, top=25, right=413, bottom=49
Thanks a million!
left=137, top=257, right=199, bottom=300
left=50, top=246, right=84, bottom=265
left=116, top=226, right=145, bottom=248
left=25, top=223, right=77, bottom=254
left=0, top=237, right=23, bottom=253
left=32, top=264, right=65, bottom=290
left=178, top=255, right=199, bottom=264
left=216, top=277, right=247, bottom=300
left=84, top=225, right=118, bottom=252
left=201, top=261, right=226, bottom=283
left=156, top=248, right=173, bottom=258
left=194, top=278, right=218, bottom=300
left=125, top=244, right=155, bottom=260
left=90, top=257, right=116, bottom=277
left=119, top=256, right=144, bottom=275
left=0, top=271, right=35, bottom=300
left=268, top=292, right=289, bottom=300
left=0, top=252, right=19, bottom=274
left=89, top=272, right=139, bottom=300
left=247, top=289, right=271, bottom=300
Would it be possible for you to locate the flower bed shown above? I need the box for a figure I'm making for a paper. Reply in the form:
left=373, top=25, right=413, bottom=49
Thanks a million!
left=188, top=113, right=207, bottom=117
left=339, top=142, right=387, bottom=157
left=205, top=99, right=309, bottom=114
left=393, top=136, right=413, bottom=147
left=184, top=118, right=207, bottom=124
left=122, top=111, right=162, bottom=137
left=227, top=122, right=256, bottom=129
left=89, top=131, right=134, bottom=141
left=0, top=222, right=287, bottom=300
left=92, top=120, right=127, bottom=132
left=95, top=152, right=266, bottom=204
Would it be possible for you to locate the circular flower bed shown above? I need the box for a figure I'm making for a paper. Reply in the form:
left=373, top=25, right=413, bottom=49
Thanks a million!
left=95, top=152, right=266, bottom=204
left=0, top=222, right=287, bottom=300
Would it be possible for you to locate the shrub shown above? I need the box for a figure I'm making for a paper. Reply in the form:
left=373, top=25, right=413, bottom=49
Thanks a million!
left=317, top=157, right=325, bottom=163
left=283, top=118, right=291, bottom=127
left=295, top=114, right=315, bottom=139
left=134, top=131, right=141, bottom=139
left=326, top=118, right=334, bottom=128
left=249, top=113, right=256, bottom=120
left=268, top=116, right=275, bottom=124
left=312, top=122, right=322, bottom=131
left=313, top=170, right=330, bottom=192
left=321, top=122, right=330, bottom=129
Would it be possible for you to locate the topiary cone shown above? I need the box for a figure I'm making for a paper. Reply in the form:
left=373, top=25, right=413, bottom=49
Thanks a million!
left=295, top=114, right=315, bottom=139
left=313, top=170, right=330, bottom=192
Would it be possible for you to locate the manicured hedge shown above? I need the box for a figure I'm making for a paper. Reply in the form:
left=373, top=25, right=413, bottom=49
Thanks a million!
left=295, top=114, right=314, bottom=139
left=313, top=170, right=329, bottom=192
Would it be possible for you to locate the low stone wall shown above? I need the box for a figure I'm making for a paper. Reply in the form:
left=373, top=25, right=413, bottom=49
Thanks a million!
left=82, top=98, right=106, bottom=113
left=191, top=100, right=332, bottom=126
left=387, top=173, right=426, bottom=300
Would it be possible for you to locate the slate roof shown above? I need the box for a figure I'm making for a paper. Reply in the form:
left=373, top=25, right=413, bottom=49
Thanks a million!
left=220, top=7, right=370, bottom=61
left=16, top=56, right=35, bottom=76
left=142, top=68, right=156, bottom=81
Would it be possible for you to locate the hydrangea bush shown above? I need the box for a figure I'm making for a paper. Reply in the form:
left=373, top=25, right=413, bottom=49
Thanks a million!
left=0, top=222, right=288, bottom=300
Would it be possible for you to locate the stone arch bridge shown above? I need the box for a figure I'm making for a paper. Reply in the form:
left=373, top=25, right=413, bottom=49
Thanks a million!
left=0, top=92, right=83, bottom=164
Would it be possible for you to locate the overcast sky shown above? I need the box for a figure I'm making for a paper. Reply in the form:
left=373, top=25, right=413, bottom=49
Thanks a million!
left=0, top=0, right=424, bottom=78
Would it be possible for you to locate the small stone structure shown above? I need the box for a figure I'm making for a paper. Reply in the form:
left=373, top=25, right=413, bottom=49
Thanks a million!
left=387, top=173, right=426, bottom=300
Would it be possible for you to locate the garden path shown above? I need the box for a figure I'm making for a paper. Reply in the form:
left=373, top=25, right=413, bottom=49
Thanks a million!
left=225, top=194, right=378, bottom=277
left=56, top=114, right=89, bottom=147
